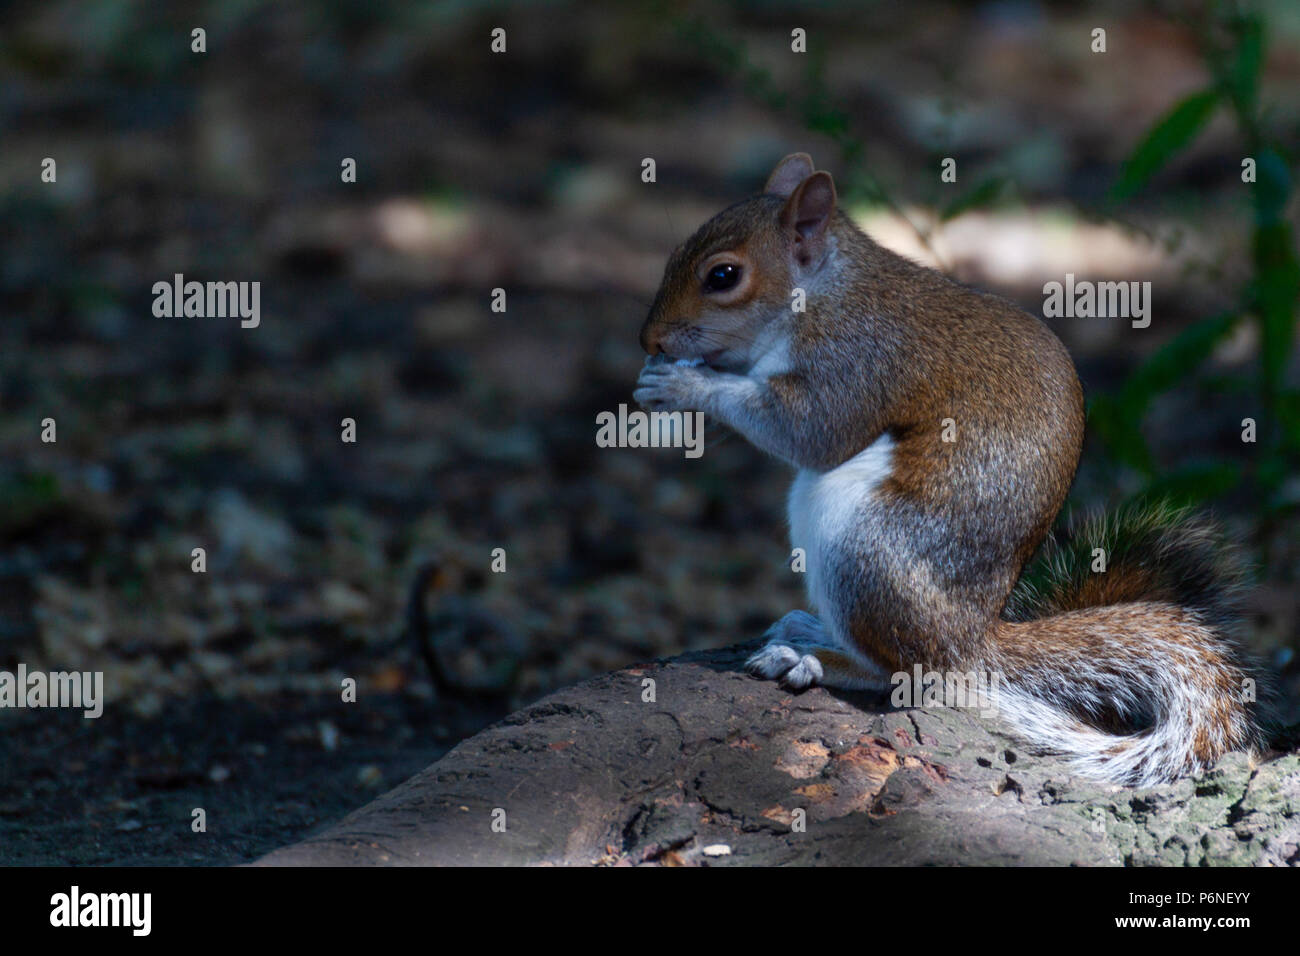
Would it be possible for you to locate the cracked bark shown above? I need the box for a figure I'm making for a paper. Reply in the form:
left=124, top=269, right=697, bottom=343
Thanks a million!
left=254, top=641, right=1300, bottom=866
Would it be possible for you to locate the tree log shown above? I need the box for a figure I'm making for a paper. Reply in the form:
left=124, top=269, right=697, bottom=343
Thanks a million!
left=255, top=641, right=1300, bottom=866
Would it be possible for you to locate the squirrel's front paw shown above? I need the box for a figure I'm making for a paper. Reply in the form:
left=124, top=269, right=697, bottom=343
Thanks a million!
left=633, top=360, right=711, bottom=412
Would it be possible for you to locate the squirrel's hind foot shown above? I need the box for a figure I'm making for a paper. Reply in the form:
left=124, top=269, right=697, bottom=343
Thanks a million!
left=746, top=642, right=826, bottom=689
left=746, top=611, right=890, bottom=692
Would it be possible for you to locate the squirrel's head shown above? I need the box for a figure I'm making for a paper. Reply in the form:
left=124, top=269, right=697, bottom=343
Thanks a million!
left=639, top=153, right=838, bottom=372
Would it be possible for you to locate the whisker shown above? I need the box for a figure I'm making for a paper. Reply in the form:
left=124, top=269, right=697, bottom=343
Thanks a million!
left=691, top=326, right=757, bottom=347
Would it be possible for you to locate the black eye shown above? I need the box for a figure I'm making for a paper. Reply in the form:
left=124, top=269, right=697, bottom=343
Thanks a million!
left=704, top=263, right=741, bottom=292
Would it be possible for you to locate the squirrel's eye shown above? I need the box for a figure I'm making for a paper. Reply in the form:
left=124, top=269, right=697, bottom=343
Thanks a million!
left=704, top=263, right=741, bottom=292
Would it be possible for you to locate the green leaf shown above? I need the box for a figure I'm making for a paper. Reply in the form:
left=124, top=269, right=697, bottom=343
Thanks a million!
left=1109, top=89, right=1219, bottom=201
left=1252, top=148, right=1292, bottom=226
left=1276, top=389, right=1300, bottom=451
left=1087, top=393, right=1154, bottom=474
left=1251, top=221, right=1300, bottom=392
left=1090, top=312, right=1242, bottom=477
left=1226, top=14, right=1264, bottom=113
left=939, top=176, right=1008, bottom=222
left=1119, top=310, right=1241, bottom=410
left=1139, top=462, right=1242, bottom=507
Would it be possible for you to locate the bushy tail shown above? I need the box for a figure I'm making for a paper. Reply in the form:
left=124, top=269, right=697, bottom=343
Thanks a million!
left=990, top=503, right=1266, bottom=786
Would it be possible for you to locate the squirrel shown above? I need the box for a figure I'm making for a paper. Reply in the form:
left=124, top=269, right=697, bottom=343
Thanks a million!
left=633, top=152, right=1266, bottom=787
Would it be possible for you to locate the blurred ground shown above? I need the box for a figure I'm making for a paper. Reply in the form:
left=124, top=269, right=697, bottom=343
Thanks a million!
left=1, top=0, right=1298, bottom=864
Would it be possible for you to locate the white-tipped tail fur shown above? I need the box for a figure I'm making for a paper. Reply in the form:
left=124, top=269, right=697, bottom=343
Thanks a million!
left=988, top=618, right=1255, bottom=787
left=990, top=685, right=1220, bottom=788
left=989, top=505, right=1265, bottom=786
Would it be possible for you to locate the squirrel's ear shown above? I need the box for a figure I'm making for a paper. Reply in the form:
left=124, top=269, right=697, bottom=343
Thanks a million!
left=764, top=153, right=815, bottom=197
left=780, top=170, right=836, bottom=262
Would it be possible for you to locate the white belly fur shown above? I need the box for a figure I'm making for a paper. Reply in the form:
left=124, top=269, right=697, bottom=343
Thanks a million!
left=787, top=432, right=895, bottom=633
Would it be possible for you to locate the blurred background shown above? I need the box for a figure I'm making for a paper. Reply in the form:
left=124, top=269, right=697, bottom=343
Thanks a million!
left=1, top=0, right=1297, bottom=863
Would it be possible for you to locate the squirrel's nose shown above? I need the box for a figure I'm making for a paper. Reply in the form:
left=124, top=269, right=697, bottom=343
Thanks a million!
left=640, top=324, right=663, bottom=355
